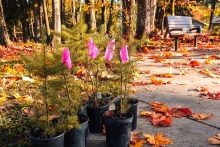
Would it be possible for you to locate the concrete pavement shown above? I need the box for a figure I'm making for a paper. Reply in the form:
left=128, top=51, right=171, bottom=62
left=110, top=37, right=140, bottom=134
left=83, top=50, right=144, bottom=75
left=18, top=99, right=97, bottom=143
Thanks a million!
left=87, top=45, right=220, bottom=147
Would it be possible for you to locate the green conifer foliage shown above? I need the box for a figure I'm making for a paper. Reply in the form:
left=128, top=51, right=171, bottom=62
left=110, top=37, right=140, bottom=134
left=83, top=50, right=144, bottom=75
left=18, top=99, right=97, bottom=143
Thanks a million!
left=21, top=27, right=80, bottom=138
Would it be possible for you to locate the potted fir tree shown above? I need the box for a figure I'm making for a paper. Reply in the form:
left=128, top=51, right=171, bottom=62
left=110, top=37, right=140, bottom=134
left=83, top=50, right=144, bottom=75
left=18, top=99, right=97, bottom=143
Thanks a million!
left=61, top=48, right=88, bottom=147
left=85, top=37, right=111, bottom=133
left=103, top=44, right=134, bottom=147
left=21, top=31, right=86, bottom=146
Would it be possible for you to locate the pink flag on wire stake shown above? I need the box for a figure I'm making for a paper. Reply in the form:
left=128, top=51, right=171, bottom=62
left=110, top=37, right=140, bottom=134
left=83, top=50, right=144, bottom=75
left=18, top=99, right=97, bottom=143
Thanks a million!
left=104, top=39, right=115, bottom=61
left=120, top=45, right=129, bottom=64
left=87, top=37, right=99, bottom=59
left=62, top=48, right=72, bottom=69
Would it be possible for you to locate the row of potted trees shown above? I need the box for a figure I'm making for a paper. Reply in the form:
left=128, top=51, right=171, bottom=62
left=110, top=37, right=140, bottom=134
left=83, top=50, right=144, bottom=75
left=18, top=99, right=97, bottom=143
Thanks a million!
left=4, top=22, right=143, bottom=147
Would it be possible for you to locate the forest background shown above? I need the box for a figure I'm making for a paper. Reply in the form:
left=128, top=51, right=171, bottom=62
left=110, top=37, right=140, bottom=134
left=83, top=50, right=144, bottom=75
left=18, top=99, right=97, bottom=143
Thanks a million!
left=0, top=0, right=220, bottom=47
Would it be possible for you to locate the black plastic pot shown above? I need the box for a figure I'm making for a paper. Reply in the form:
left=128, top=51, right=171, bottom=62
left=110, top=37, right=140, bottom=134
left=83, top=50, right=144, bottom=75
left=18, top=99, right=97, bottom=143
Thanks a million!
left=113, top=98, right=138, bottom=131
left=103, top=110, right=133, bottom=147
left=87, top=103, right=109, bottom=133
left=29, top=131, right=65, bottom=147
left=77, top=104, right=89, bottom=141
left=77, top=104, right=87, bottom=116
left=64, top=114, right=88, bottom=147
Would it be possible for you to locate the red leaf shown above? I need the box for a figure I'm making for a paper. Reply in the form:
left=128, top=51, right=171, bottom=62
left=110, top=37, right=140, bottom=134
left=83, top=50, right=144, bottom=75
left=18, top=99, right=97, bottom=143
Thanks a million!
left=170, top=107, right=192, bottom=117
left=190, top=60, right=200, bottom=67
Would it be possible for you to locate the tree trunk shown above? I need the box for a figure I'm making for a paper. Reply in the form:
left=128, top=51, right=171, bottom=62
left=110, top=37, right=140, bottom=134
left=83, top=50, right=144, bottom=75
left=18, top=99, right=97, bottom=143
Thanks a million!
left=19, top=0, right=29, bottom=42
left=208, top=0, right=217, bottom=30
left=85, top=0, right=96, bottom=31
left=135, top=0, right=147, bottom=39
left=160, top=0, right=166, bottom=35
left=72, top=0, right=76, bottom=25
left=43, top=0, right=51, bottom=44
left=122, top=0, right=132, bottom=41
left=61, top=0, right=65, bottom=25
left=170, top=0, right=175, bottom=16
left=0, top=0, right=10, bottom=46
left=33, top=0, right=41, bottom=42
left=101, top=0, right=106, bottom=32
left=135, top=0, right=156, bottom=39
left=51, top=0, right=61, bottom=45
left=39, top=0, right=43, bottom=27
left=106, top=0, right=114, bottom=34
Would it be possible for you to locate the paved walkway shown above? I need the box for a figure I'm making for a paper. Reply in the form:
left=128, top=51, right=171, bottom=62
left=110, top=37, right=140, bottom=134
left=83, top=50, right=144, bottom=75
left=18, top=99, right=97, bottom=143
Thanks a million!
left=87, top=45, right=220, bottom=147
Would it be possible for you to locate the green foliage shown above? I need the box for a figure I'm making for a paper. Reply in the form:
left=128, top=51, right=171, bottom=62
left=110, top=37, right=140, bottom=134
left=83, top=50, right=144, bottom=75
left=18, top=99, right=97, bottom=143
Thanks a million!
left=20, top=28, right=82, bottom=138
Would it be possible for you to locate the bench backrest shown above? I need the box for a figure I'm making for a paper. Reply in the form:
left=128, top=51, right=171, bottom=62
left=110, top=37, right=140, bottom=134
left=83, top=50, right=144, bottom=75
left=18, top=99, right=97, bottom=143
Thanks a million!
left=167, top=16, right=193, bottom=33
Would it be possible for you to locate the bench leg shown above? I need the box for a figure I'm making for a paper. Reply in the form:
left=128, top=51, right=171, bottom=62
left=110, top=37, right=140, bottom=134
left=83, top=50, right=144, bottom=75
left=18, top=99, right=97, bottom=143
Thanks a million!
left=194, top=36, right=197, bottom=48
left=175, top=37, right=178, bottom=51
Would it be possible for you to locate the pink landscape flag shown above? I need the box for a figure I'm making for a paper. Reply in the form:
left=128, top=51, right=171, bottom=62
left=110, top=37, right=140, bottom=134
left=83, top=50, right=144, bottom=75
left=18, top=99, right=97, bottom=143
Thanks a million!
left=104, top=39, right=115, bottom=61
left=87, top=38, right=99, bottom=59
left=120, top=45, right=129, bottom=63
left=62, top=48, right=72, bottom=69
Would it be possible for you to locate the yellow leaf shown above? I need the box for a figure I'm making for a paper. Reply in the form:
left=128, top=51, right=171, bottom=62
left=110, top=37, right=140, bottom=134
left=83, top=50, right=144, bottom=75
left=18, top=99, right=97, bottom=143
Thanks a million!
left=0, top=92, right=7, bottom=104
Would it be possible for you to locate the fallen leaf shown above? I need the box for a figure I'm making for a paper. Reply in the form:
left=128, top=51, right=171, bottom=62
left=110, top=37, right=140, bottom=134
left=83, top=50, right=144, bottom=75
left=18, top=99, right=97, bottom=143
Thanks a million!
left=208, top=133, right=220, bottom=145
left=150, top=76, right=164, bottom=85
left=148, top=112, right=172, bottom=127
left=154, top=73, right=174, bottom=78
left=130, top=131, right=144, bottom=146
left=190, top=60, right=200, bottom=67
left=197, top=87, right=208, bottom=92
left=192, top=113, right=214, bottom=120
left=144, top=132, right=173, bottom=147
left=143, top=134, right=155, bottom=145
left=150, top=101, right=166, bottom=107
left=146, top=87, right=157, bottom=91
left=170, top=107, right=193, bottom=117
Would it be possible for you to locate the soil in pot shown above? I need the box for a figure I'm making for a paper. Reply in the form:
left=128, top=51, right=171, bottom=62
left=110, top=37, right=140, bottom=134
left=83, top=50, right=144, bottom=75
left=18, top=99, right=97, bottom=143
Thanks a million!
left=103, top=110, right=133, bottom=147
left=64, top=114, right=88, bottom=147
left=114, top=98, right=138, bottom=131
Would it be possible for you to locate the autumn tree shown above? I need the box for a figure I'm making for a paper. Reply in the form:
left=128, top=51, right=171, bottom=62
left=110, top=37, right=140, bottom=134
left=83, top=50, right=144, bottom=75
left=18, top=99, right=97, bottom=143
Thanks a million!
left=0, top=0, right=10, bottom=46
left=208, top=0, right=218, bottom=30
left=106, top=0, right=114, bottom=34
left=51, top=0, right=61, bottom=44
left=135, top=0, right=157, bottom=39
left=122, top=0, right=134, bottom=40
left=85, top=0, right=96, bottom=31
left=43, top=0, right=51, bottom=44
left=33, top=0, right=43, bottom=42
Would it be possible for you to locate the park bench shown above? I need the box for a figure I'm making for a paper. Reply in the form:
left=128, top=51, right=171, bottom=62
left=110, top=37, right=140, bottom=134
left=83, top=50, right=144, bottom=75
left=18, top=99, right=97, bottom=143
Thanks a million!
left=166, top=16, right=204, bottom=51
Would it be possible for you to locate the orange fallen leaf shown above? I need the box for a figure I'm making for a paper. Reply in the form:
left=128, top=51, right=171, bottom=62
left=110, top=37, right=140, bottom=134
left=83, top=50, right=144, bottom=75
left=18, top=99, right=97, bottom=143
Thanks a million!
left=150, top=76, right=164, bottom=85
left=138, top=69, right=150, bottom=74
left=154, top=105, right=171, bottom=115
left=130, top=131, right=144, bottom=146
left=154, top=73, right=174, bottom=78
left=208, top=133, right=220, bottom=145
left=144, top=132, right=173, bottom=147
left=150, top=101, right=166, bottom=107
left=148, top=112, right=172, bottom=127
left=192, top=113, right=214, bottom=120
left=140, top=111, right=153, bottom=116
left=197, top=87, right=208, bottom=92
